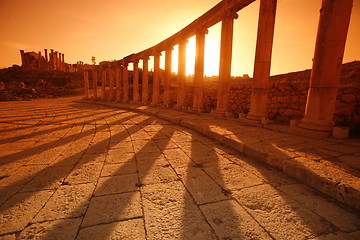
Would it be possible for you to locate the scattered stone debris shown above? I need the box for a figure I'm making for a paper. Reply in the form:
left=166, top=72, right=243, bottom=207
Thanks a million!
left=0, top=65, right=83, bottom=101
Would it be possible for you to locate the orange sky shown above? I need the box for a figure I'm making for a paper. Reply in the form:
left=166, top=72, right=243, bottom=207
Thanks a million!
left=0, top=0, right=359, bottom=76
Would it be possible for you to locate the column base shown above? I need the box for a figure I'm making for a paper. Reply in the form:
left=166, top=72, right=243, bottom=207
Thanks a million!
left=188, top=107, right=205, bottom=113
left=291, top=125, right=332, bottom=138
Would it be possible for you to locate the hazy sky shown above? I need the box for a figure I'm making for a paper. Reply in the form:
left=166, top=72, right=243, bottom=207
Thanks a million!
left=0, top=0, right=359, bottom=76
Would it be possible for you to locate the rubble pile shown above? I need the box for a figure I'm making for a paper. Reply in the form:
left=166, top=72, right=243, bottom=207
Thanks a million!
left=0, top=65, right=82, bottom=101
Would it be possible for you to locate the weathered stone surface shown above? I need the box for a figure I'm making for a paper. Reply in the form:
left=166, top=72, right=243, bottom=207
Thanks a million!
left=200, top=200, right=272, bottom=240
left=33, top=183, right=96, bottom=222
left=82, top=191, right=142, bottom=227
left=175, top=166, right=228, bottom=205
left=233, top=184, right=334, bottom=239
left=95, top=173, right=138, bottom=196
left=77, top=218, right=145, bottom=240
left=101, top=162, right=137, bottom=176
left=64, top=163, right=102, bottom=184
left=20, top=166, right=72, bottom=192
left=138, top=158, right=178, bottom=185
left=0, top=190, right=53, bottom=235
left=141, top=181, right=216, bottom=240
left=18, top=218, right=82, bottom=240
left=278, top=184, right=360, bottom=232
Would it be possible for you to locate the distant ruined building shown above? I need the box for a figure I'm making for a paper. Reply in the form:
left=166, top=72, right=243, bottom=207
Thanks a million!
left=19, top=49, right=82, bottom=72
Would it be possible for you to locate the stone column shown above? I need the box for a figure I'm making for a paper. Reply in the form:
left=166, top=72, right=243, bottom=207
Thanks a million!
left=193, top=29, right=207, bottom=112
left=83, top=70, right=89, bottom=99
left=115, top=64, right=122, bottom=102
left=122, top=61, right=129, bottom=102
left=20, top=50, right=25, bottom=67
left=163, top=47, right=173, bottom=106
left=246, top=0, right=277, bottom=122
left=142, top=57, right=149, bottom=104
left=176, top=39, right=187, bottom=109
left=44, top=49, right=48, bottom=70
left=152, top=52, right=161, bottom=105
left=101, top=69, right=107, bottom=101
left=92, top=69, right=98, bottom=100
left=214, top=12, right=238, bottom=115
left=108, top=64, right=115, bottom=102
left=62, top=53, right=65, bottom=71
left=54, top=51, right=58, bottom=70
left=50, top=49, right=54, bottom=70
left=133, top=59, right=140, bottom=102
left=298, top=0, right=353, bottom=134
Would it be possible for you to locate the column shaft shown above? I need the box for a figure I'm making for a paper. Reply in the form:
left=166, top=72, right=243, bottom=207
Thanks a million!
left=133, top=61, right=140, bottom=102
left=176, top=40, right=187, bottom=108
left=299, top=0, right=353, bottom=132
left=142, top=57, right=149, bottom=104
left=83, top=71, right=89, bottom=99
left=152, top=53, right=161, bottom=105
left=163, top=48, right=172, bottom=106
left=108, top=66, right=114, bottom=102
left=193, top=31, right=206, bottom=110
left=215, top=13, right=236, bottom=113
left=247, top=0, right=277, bottom=121
left=115, top=66, right=122, bottom=102
left=92, top=70, right=98, bottom=99
left=122, top=63, right=129, bottom=102
left=101, top=70, right=107, bottom=101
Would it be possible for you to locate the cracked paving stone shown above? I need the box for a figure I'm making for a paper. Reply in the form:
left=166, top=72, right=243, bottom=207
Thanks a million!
left=32, top=183, right=96, bottom=222
left=94, top=173, right=138, bottom=196
left=64, top=163, right=103, bottom=184
left=175, top=166, right=228, bottom=205
left=200, top=199, right=272, bottom=240
left=233, top=184, right=334, bottom=240
left=81, top=191, right=142, bottom=227
left=20, top=166, right=73, bottom=192
left=18, top=218, right=82, bottom=240
left=77, top=218, right=145, bottom=240
left=142, top=181, right=217, bottom=240
left=100, top=162, right=137, bottom=177
left=0, top=190, right=53, bottom=235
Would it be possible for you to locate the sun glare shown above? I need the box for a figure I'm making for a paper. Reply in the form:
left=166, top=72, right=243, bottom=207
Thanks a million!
left=169, top=25, right=221, bottom=77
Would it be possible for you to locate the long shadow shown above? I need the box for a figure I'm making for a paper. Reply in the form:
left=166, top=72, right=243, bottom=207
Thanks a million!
left=0, top=110, right=134, bottom=165
left=196, top=121, right=355, bottom=239
left=0, top=110, right=143, bottom=212
left=0, top=109, right=115, bottom=145
left=178, top=134, right=244, bottom=239
left=40, top=120, right=176, bottom=239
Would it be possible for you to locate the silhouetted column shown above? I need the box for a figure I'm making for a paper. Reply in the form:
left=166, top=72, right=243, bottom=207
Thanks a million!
left=20, top=50, right=25, bottom=67
left=122, top=61, right=129, bottom=102
left=152, top=52, right=161, bottom=105
left=50, top=49, right=54, bottom=70
left=101, top=69, right=107, bottom=101
left=214, top=12, right=238, bottom=114
left=108, top=65, right=115, bottom=102
left=298, top=0, right=353, bottom=133
left=44, top=49, right=48, bottom=70
left=247, top=0, right=277, bottom=122
left=83, top=70, right=89, bottom=99
left=176, top=39, right=187, bottom=109
left=54, top=51, right=58, bottom=70
left=142, top=57, right=149, bottom=104
left=115, top=65, right=122, bottom=102
left=62, top=54, right=65, bottom=71
left=193, top=29, right=207, bottom=112
left=92, top=69, right=98, bottom=100
left=163, top=47, right=173, bottom=106
left=133, top=60, right=140, bottom=102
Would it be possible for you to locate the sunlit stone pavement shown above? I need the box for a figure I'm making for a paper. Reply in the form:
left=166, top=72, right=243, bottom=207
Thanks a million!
left=1, top=96, right=360, bottom=240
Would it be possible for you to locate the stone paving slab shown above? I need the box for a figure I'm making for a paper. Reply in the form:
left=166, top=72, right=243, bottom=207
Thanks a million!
left=83, top=99, right=360, bottom=211
left=0, top=96, right=359, bottom=239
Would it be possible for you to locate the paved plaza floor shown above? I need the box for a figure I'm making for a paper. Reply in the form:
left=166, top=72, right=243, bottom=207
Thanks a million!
left=0, top=96, right=359, bottom=239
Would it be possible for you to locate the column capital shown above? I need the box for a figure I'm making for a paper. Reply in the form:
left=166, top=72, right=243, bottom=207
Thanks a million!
left=224, top=10, right=238, bottom=20
left=152, top=51, right=162, bottom=57
left=196, top=27, right=209, bottom=35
